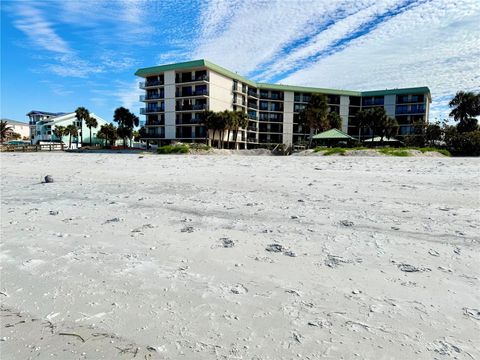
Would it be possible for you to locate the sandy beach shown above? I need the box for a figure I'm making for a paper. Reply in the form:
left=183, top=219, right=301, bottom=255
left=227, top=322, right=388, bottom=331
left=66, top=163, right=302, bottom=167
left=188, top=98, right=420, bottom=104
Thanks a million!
left=1, top=152, right=479, bottom=359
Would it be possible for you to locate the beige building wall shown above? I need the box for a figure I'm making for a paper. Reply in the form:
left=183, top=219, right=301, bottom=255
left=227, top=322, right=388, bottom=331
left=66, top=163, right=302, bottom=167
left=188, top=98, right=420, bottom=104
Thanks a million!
left=283, top=91, right=294, bottom=145
left=208, top=70, right=234, bottom=112
left=164, top=70, right=176, bottom=139
left=7, top=122, right=30, bottom=139
left=339, top=95, right=350, bottom=133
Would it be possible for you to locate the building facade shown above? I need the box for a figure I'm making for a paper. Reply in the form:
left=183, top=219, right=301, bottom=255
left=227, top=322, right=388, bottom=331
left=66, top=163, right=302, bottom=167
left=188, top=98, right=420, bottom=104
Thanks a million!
left=1, top=119, right=30, bottom=140
left=135, top=60, right=431, bottom=147
left=27, top=110, right=109, bottom=146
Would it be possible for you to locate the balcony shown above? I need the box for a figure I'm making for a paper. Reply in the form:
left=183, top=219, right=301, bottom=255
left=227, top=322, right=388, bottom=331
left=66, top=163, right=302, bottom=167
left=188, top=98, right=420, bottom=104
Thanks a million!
left=248, top=90, right=258, bottom=98
left=139, top=80, right=164, bottom=89
left=176, top=104, right=207, bottom=111
left=247, top=103, right=258, bottom=109
left=140, top=106, right=164, bottom=114
left=233, top=98, right=246, bottom=106
left=145, top=120, right=165, bottom=126
left=176, top=75, right=209, bottom=83
left=247, top=126, right=258, bottom=131
left=176, top=89, right=209, bottom=97
left=140, top=93, right=164, bottom=101
left=248, top=113, right=258, bottom=120
left=143, top=133, right=165, bottom=139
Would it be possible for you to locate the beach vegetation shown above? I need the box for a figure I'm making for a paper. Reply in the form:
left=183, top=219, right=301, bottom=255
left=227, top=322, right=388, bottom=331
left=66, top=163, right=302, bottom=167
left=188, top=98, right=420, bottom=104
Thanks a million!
left=113, top=107, right=139, bottom=148
left=85, top=116, right=98, bottom=146
left=0, top=120, right=13, bottom=144
left=65, top=124, right=78, bottom=148
left=157, top=144, right=190, bottom=154
left=298, top=94, right=330, bottom=148
left=75, top=107, right=90, bottom=145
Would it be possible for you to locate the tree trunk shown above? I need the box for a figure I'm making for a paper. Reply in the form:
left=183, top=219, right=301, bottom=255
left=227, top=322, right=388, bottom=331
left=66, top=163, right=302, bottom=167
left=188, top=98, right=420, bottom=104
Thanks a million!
left=69, top=134, right=72, bottom=148
left=90, top=127, right=93, bottom=146
left=233, top=127, right=238, bottom=149
left=308, top=128, right=314, bottom=149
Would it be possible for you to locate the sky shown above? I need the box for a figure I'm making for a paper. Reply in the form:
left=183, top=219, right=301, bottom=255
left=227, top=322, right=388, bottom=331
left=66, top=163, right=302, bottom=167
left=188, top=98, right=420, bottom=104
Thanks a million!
left=1, top=0, right=479, bottom=124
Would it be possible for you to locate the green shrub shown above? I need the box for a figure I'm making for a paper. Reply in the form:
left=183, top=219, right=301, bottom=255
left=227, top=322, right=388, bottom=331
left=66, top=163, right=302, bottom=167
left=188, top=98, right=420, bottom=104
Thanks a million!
left=190, top=143, right=211, bottom=151
left=157, top=144, right=190, bottom=154
left=414, top=147, right=451, bottom=156
left=323, top=148, right=347, bottom=156
left=378, top=148, right=410, bottom=157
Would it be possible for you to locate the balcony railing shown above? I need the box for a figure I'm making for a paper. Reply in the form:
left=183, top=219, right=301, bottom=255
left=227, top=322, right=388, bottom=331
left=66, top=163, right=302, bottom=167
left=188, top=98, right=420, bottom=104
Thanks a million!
left=248, top=114, right=258, bottom=120
left=140, top=94, right=164, bottom=101
left=176, top=75, right=209, bottom=83
left=176, top=90, right=208, bottom=97
left=145, top=120, right=165, bottom=126
left=247, top=126, right=258, bottom=131
left=247, top=103, right=258, bottom=109
left=248, top=90, right=258, bottom=98
left=139, top=80, right=164, bottom=88
left=176, top=104, right=207, bottom=111
left=140, top=106, right=164, bottom=114
left=143, top=133, right=165, bottom=138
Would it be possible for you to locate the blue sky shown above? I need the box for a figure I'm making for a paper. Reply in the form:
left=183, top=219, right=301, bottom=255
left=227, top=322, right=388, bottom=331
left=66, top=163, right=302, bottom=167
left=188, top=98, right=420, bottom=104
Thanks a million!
left=1, top=0, right=479, bottom=124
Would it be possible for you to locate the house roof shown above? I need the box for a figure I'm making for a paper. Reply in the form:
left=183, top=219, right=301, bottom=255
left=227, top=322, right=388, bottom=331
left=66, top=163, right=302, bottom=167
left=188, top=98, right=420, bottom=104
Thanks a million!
left=1, top=119, right=29, bottom=126
left=26, top=110, right=66, bottom=117
left=135, top=59, right=431, bottom=99
left=312, top=128, right=354, bottom=140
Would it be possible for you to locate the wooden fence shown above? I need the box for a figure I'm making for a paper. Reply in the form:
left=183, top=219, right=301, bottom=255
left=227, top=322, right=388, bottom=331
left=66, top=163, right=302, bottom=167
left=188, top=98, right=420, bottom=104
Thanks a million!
left=0, top=143, right=65, bottom=152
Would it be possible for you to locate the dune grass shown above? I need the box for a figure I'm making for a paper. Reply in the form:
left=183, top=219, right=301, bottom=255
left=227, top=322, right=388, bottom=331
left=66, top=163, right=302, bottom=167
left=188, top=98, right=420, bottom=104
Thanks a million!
left=157, top=144, right=190, bottom=154
left=322, top=148, right=347, bottom=156
left=378, top=148, right=410, bottom=157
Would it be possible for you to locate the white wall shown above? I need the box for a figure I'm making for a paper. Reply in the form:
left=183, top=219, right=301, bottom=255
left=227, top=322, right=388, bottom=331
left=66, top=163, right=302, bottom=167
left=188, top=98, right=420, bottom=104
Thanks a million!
left=164, top=70, right=176, bottom=139
left=208, top=71, right=234, bottom=112
left=283, top=91, right=294, bottom=145
left=339, top=95, right=350, bottom=132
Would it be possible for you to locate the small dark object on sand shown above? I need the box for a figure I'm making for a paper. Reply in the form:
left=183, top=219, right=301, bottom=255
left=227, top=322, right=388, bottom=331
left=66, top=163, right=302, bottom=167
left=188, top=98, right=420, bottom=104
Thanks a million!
left=284, top=251, right=297, bottom=257
left=44, top=175, right=54, bottom=183
left=221, top=238, right=235, bottom=248
left=340, top=220, right=354, bottom=227
left=266, top=244, right=284, bottom=252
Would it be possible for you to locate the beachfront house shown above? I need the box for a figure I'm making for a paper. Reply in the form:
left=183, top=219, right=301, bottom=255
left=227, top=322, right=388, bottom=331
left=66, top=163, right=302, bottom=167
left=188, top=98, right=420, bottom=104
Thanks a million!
left=135, top=59, right=431, bottom=148
left=1, top=119, right=30, bottom=140
left=27, top=110, right=109, bottom=147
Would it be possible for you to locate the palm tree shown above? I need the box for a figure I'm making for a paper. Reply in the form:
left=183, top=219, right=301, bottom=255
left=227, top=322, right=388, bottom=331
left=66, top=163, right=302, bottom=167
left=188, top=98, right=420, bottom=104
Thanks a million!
left=75, top=107, right=90, bottom=146
left=201, top=110, right=216, bottom=147
left=53, top=125, right=66, bottom=143
left=113, top=107, right=139, bottom=148
left=327, top=111, right=342, bottom=130
left=65, top=124, right=78, bottom=149
left=299, top=94, right=329, bottom=148
left=96, top=127, right=107, bottom=147
left=381, top=117, right=399, bottom=141
left=0, top=120, right=13, bottom=144
left=355, top=109, right=369, bottom=141
left=234, top=111, right=249, bottom=149
left=85, top=116, right=98, bottom=146
left=224, top=111, right=236, bottom=149
left=449, top=91, right=480, bottom=133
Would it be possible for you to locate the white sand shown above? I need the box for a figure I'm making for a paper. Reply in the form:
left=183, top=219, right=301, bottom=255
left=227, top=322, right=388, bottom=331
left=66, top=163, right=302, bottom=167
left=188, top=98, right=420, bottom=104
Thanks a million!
left=1, top=152, right=479, bottom=359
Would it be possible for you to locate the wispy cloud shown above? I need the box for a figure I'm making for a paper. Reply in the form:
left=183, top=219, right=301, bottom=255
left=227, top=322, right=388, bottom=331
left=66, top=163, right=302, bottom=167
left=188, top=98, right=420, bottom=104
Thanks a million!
left=13, top=3, right=70, bottom=54
left=191, top=0, right=480, bottom=118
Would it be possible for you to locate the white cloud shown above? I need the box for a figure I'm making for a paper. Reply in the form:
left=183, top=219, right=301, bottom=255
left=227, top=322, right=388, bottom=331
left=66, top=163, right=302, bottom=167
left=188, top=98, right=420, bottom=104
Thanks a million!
left=13, top=3, right=70, bottom=54
left=192, top=0, right=480, bottom=118
left=280, top=0, right=480, bottom=119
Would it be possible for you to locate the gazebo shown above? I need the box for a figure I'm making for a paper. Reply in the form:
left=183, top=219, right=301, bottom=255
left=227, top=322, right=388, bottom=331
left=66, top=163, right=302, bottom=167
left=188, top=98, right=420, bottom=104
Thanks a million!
left=312, top=128, right=355, bottom=146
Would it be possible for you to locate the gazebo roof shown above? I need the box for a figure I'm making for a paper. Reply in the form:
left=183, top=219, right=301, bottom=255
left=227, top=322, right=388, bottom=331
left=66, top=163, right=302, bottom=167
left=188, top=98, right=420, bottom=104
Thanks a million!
left=312, top=128, right=354, bottom=140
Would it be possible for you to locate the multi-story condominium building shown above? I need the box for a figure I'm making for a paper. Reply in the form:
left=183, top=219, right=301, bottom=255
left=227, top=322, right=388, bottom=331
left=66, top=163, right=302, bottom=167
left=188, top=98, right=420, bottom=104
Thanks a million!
left=135, top=60, right=431, bottom=147
left=27, top=110, right=108, bottom=146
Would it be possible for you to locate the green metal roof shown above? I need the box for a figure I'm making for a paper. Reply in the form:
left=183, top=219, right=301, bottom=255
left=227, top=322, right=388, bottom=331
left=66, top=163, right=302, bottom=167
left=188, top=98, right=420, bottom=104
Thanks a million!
left=135, top=59, right=430, bottom=99
left=312, top=129, right=354, bottom=140
left=257, top=83, right=361, bottom=96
